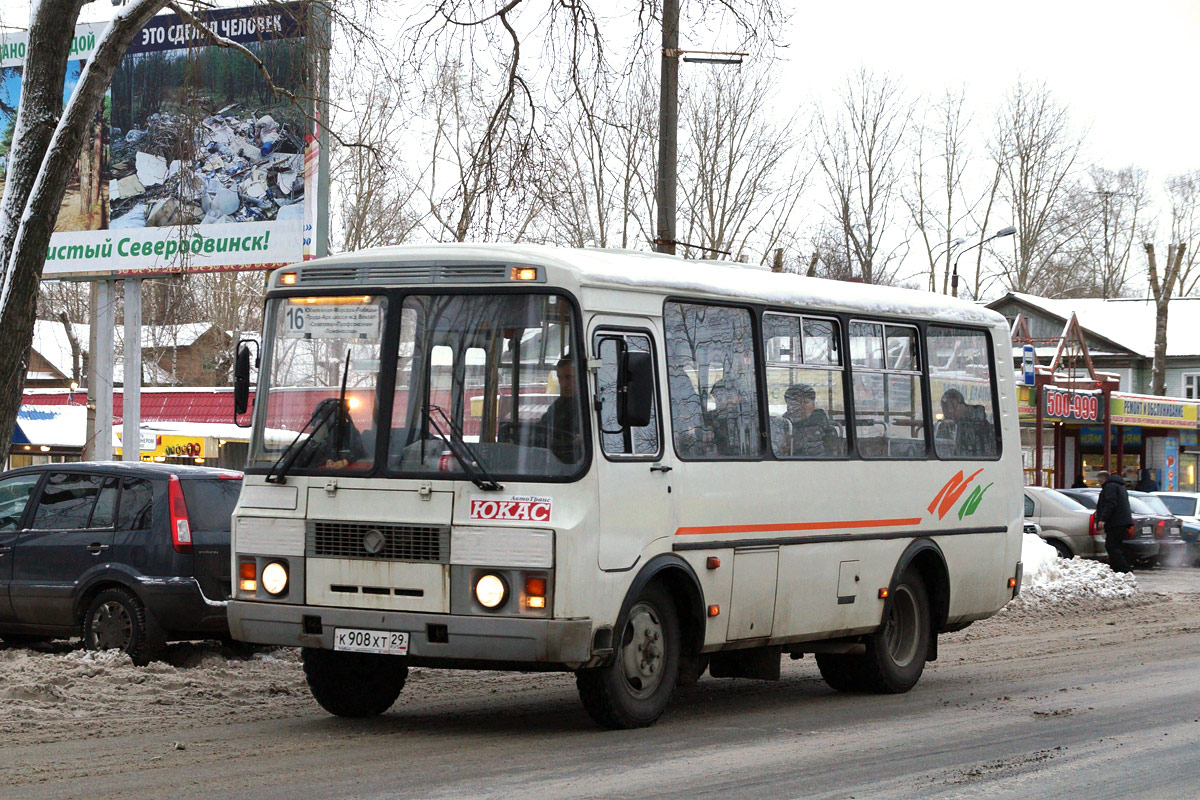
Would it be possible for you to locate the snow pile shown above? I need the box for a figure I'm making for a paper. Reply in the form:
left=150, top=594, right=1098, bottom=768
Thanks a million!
left=1002, top=533, right=1140, bottom=617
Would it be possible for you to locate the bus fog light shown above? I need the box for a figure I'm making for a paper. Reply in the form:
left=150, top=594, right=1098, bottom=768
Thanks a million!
left=261, top=562, right=289, bottom=595
left=475, top=574, right=507, bottom=608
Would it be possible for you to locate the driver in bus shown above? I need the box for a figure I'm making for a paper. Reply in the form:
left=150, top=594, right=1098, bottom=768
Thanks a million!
left=539, top=355, right=582, bottom=463
left=935, top=388, right=993, bottom=457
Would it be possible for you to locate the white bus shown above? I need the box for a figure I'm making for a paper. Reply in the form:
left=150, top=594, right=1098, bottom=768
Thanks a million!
left=228, top=244, right=1023, bottom=729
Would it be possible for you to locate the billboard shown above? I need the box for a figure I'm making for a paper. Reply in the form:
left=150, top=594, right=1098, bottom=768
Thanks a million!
left=0, top=2, right=324, bottom=278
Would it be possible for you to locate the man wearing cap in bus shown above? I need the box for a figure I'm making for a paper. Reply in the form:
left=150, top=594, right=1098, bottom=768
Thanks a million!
left=783, top=383, right=836, bottom=457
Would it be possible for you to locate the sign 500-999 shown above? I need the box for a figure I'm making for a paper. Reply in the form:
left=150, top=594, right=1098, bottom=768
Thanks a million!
left=1045, top=389, right=1099, bottom=421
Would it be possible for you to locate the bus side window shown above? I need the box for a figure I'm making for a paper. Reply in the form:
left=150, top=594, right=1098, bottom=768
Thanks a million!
left=664, top=302, right=761, bottom=460
left=928, top=325, right=999, bottom=460
left=850, top=321, right=926, bottom=459
left=594, top=332, right=661, bottom=458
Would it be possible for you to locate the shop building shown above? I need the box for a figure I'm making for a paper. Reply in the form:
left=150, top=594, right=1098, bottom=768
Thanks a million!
left=991, top=293, right=1200, bottom=490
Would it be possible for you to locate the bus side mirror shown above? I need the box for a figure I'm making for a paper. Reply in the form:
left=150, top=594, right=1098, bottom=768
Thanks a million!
left=618, top=350, right=654, bottom=428
left=233, top=340, right=257, bottom=422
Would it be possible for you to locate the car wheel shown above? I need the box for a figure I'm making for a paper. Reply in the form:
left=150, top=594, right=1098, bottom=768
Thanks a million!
left=302, top=648, right=408, bottom=717
left=576, top=583, right=681, bottom=729
left=1046, top=539, right=1073, bottom=560
left=83, top=588, right=152, bottom=666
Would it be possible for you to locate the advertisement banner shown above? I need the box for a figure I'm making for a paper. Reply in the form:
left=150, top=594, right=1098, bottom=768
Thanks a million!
left=1164, top=436, right=1179, bottom=491
left=0, top=2, right=321, bottom=278
left=1080, top=426, right=1142, bottom=448
left=1109, top=394, right=1200, bottom=429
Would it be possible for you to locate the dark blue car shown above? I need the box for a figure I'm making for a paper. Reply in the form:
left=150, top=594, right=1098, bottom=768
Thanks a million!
left=0, top=462, right=241, bottom=663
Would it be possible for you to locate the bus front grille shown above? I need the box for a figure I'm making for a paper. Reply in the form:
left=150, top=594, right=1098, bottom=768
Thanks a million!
left=307, top=521, right=450, bottom=563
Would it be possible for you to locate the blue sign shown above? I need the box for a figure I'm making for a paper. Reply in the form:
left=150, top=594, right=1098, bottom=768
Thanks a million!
left=1080, top=426, right=1142, bottom=448
left=1165, top=436, right=1180, bottom=491
left=1021, top=345, right=1036, bottom=386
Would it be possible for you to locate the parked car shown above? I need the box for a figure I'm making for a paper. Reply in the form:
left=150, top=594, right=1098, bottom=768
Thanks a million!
left=1131, top=491, right=1188, bottom=566
left=0, top=462, right=241, bottom=663
left=1024, top=486, right=1100, bottom=559
left=1152, top=491, right=1200, bottom=566
left=1057, top=487, right=1161, bottom=567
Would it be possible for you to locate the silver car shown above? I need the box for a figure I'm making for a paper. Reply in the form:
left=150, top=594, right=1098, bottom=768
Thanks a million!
left=1151, top=491, right=1200, bottom=566
left=1023, top=485, right=1103, bottom=559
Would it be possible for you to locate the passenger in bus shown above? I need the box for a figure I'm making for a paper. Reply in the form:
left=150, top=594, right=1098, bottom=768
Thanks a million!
left=935, top=388, right=994, bottom=457
left=539, top=355, right=582, bottom=463
left=708, top=378, right=748, bottom=456
left=782, top=383, right=839, bottom=457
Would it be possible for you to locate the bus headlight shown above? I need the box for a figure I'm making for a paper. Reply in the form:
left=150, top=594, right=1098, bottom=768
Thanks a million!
left=474, top=573, right=507, bottom=609
left=261, top=561, right=289, bottom=596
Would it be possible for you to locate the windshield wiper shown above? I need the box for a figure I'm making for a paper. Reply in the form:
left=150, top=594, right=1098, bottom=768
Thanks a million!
left=425, top=404, right=502, bottom=491
left=266, top=351, right=351, bottom=484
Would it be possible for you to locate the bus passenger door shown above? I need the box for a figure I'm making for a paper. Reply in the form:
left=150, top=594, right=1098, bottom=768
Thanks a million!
left=591, top=325, right=673, bottom=571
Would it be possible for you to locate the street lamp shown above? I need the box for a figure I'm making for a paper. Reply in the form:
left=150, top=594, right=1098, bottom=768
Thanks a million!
left=931, top=237, right=967, bottom=260
left=952, top=226, right=1017, bottom=298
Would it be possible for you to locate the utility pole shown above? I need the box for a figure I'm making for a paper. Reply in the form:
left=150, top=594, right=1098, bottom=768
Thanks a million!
left=655, top=0, right=679, bottom=255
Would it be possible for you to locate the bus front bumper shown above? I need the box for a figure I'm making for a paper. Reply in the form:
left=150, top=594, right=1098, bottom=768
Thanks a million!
left=227, top=600, right=594, bottom=667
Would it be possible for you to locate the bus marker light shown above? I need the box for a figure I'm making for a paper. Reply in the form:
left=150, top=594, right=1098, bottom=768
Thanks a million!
left=511, top=267, right=538, bottom=281
left=1008, top=577, right=1017, bottom=589
left=239, top=560, right=257, bottom=593
left=707, top=605, right=720, bottom=617
left=706, top=556, right=720, bottom=570
left=280, top=272, right=297, bottom=285
left=878, top=588, right=889, bottom=599
left=527, top=596, right=546, bottom=609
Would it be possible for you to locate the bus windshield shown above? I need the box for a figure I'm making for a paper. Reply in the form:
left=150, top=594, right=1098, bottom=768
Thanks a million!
left=248, top=291, right=585, bottom=480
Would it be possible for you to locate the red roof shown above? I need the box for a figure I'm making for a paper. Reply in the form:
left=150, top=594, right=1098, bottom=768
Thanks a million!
left=22, top=389, right=243, bottom=425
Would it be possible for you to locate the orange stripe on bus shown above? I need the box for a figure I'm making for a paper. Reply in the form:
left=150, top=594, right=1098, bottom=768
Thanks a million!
left=674, top=518, right=924, bottom=536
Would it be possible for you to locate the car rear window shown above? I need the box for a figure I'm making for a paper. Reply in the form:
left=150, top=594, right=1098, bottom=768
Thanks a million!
left=180, top=478, right=242, bottom=532
left=1062, top=491, right=1097, bottom=509
left=1130, top=495, right=1166, bottom=515
left=1157, top=495, right=1195, bottom=516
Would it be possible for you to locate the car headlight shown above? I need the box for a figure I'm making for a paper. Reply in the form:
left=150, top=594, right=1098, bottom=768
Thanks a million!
left=261, top=561, right=289, bottom=596
left=474, top=573, right=507, bottom=609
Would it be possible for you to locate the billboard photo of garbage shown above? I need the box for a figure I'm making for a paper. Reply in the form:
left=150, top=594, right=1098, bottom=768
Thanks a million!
left=0, top=2, right=318, bottom=278
left=109, top=38, right=307, bottom=231
left=0, top=59, right=108, bottom=232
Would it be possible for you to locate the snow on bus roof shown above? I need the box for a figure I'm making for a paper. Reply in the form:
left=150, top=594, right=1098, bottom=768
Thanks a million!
left=303, top=243, right=1005, bottom=327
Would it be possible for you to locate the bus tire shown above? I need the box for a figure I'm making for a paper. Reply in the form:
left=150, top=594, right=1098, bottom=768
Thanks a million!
left=576, top=584, right=680, bottom=729
left=859, top=567, right=930, bottom=693
left=814, top=653, right=869, bottom=692
left=302, top=648, right=408, bottom=717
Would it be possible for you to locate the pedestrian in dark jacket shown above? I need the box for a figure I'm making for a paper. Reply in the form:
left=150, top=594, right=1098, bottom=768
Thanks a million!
left=1095, top=470, right=1135, bottom=573
left=1134, top=468, right=1159, bottom=493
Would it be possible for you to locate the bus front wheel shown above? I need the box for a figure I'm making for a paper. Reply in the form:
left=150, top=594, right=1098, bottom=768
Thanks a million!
left=302, top=648, right=408, bottom=717
left=576, top=584, right=681, bottom=729
left=817, top=567, right=930, bottom=694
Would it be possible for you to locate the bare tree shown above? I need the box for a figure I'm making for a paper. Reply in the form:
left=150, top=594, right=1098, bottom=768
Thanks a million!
left=1166, top=170, right=1200, bottom=295
left=905, top=88, right=974, bottom=293
left=678, top=68, right=810, bottom=262
left=988, top=81, right=1086, bottom=294
left=330, top=66, right=424, bottom=251
left=814, top=68, right=912, bottom=284
left=1062, top=166, right=1151, bottom=298
left=1146, top=242, right=1185, bottom=395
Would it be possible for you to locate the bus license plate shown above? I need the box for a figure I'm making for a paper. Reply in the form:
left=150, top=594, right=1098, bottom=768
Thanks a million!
left=333, top=628, right=410, bottom=656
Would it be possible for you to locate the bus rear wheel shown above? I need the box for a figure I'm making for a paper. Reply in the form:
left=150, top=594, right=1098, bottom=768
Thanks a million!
left=576, top=584, right=681, bottom=729
left=302, top=648, right=408, bottom=717
left=817, top=567, right=930, bottom=694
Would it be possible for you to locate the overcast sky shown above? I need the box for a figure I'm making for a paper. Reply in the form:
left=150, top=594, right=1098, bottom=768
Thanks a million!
left=769, top=0, right=1199, bottom=181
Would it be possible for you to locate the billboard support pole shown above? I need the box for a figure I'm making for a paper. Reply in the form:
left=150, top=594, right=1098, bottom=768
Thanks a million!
left=94, top=279, right=114, bottom=460
left=316, top=2, right=330, bottom=258
left=122, top=278, right=141, bottom=462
